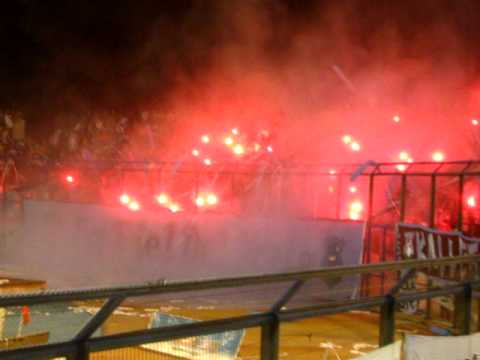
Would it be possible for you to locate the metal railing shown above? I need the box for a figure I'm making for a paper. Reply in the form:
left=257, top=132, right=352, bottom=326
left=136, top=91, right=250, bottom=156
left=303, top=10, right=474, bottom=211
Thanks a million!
left=0, top=254, right=478, bottom=359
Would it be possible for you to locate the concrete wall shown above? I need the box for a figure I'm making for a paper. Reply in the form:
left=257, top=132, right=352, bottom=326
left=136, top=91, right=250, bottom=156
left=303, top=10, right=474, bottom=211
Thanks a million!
left=2, top=201, right=364, bottom=288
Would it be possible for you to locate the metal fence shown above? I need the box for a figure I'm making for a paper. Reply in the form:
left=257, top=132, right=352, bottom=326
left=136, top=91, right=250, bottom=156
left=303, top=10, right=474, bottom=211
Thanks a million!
left=0, top=255, right=478, bottom=359
left=3, top=160, right=480, bottom=247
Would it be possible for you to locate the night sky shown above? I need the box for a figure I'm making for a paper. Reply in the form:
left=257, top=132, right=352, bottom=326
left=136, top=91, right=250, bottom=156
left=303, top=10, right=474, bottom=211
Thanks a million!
left=2, top=0, right=480, bottom=135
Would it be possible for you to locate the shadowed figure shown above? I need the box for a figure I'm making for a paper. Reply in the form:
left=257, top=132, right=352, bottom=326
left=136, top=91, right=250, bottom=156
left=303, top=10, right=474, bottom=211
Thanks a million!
left=322, top=236, right=345, bottom=289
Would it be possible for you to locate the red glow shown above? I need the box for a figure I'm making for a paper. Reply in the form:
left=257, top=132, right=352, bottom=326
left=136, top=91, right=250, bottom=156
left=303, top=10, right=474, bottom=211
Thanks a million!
left=65, top=175, right=75, bottom=183
left=195, top=196, right=205, bottom=207
left=156, top=193, right=169, bottom=205
left=119, top=193, right=130, bottom=204
left=349, top=201, right=363, bottom=220
left=328, top=185, right=335, bottom=193
left=349, top=211, right=361, bottom=220
left=329, top=169, right=336, bottom=175
left=196, top=193, right=218, bottom=207
left=467, top=196, right=476, bottom=208
left=398, top=151, right=409, bottom=161
left=350, top=201, right=363, bottom=212
left=351, top=141, right=361, bottom=152
left=206, top=193, right=218, bottom=205
left=342, top=135, right=352, bottom=144
left=128, top=201, right=140, bottom=211
left=233, top=144, right=245, bottom=155
left=224, top=137, right=234, bottom=146
left=432, top=151, right=445, bottom=162
left=169, top=203, right=181, bottom=213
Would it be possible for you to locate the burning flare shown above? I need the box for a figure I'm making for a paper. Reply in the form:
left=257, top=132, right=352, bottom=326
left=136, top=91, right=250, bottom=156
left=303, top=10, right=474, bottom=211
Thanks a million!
left=233, top=144, right=245, bottom=156
left=128, top=201, right=140, bottom=211
left=351, top=141, right=361, bottom=152
left=120, top=193, right=130, bottom=204
left=432, top=151, right=445, bottom=162
left=224, top=137, right=234, bottom=146
left=467, top=196, right=476, bottom=208
left=156, top=193, right=169, bottom=205
left=342, top=135, right=352, bottom=144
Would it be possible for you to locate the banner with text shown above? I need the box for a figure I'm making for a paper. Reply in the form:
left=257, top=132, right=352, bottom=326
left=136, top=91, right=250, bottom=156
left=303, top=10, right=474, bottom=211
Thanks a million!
left=396, top=223, right=480, bottom=260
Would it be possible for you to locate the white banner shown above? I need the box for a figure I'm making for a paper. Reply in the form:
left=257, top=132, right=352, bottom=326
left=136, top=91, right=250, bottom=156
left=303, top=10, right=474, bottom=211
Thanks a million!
left=4, top=200, right=364, bottom=288
left=404, top=333, right=480, bottom=360
left=397, top=223, right=480, bottom=260
left=353, top=341, right=401, bottom=360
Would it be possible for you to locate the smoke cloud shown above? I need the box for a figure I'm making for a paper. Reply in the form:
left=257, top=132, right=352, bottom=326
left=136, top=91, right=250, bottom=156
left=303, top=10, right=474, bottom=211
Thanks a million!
left=4, top=0, right=480, bottom=162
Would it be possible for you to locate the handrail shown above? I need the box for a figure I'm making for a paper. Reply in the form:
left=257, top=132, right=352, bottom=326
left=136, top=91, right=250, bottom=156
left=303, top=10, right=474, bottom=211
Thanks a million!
left=0, top=256, right=477, bottom=359
left=0, top=255, right=477, bottom=307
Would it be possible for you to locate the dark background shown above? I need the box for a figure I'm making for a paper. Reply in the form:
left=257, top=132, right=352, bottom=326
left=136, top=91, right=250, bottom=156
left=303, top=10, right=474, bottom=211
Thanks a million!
left=2, top=0, right=480, bottom=133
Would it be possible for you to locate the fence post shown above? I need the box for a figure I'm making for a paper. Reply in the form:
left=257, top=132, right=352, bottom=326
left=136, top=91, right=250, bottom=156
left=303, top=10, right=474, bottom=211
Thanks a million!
left=363, top=174, right=375, bottom=266
left=457, top=174, right=464, bottom=231
left=454, top=284, right=472, bottom=334
left=74, top=343, right=89, bottom=360
left=477, top=298, right=480, bottom=332
left=379, top=295, right=395, bottom=346
left=425, top=278, right=432, bottom=320
left=261, top=314, right=279, bottom=360
left=429, top=175, right=437, bottom=228
left=399, top=174, right=407, bottom=222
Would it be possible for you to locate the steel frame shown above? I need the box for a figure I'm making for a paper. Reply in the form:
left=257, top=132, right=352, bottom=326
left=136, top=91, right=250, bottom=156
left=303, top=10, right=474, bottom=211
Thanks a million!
left=2, top=160, right=480, bottom=359
left=0, top=255, right=478, bottom=359
left=3, top=160, right=479, bottom=228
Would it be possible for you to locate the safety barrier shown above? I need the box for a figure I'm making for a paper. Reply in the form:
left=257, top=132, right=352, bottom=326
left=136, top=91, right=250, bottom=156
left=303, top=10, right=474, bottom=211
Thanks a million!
left=0, top=255, right=478, bottom=359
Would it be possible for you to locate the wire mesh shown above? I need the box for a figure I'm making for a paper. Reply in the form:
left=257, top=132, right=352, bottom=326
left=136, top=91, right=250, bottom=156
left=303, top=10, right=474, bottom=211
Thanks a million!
left=0, top=300, right=104, bottom=353
left=279, top=313, right=381, bottom=359
left=91, top=327, right=260, bottom=360
left=95, top=282, right=293, bottom=338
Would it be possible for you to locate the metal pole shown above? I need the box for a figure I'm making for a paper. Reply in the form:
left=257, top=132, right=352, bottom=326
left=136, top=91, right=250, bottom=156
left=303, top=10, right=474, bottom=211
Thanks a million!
left=379, top=295, right=395, bottom=346
left=261, top=314, right=279, bottom=360
left=362, top=174, right=375, bottom=297
left=75, top=296, right=125, bottom=341
left=477, top=299, right=480, bottom=332
left=271, top=280, right=304, bottom=312
left=458, top=174, right=464, bottom=231
left=400, top=174, right=407, bottom=222
left=366, top=174, right=375, bottom=264
left=429, top=175, right=437, bottom=228
left=0, top=169, right=6, bottom=247
left=454, top=284, right=472, bottom=334
left=425, top=279, right=432, bottom=320
left=381, top=227, right=387, bottom=294
left=74, top=343, right=89, bottom=360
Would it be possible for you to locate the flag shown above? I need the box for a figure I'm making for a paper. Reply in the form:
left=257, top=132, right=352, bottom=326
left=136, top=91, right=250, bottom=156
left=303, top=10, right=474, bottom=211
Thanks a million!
left=21, top=306, right=30, bottom=326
